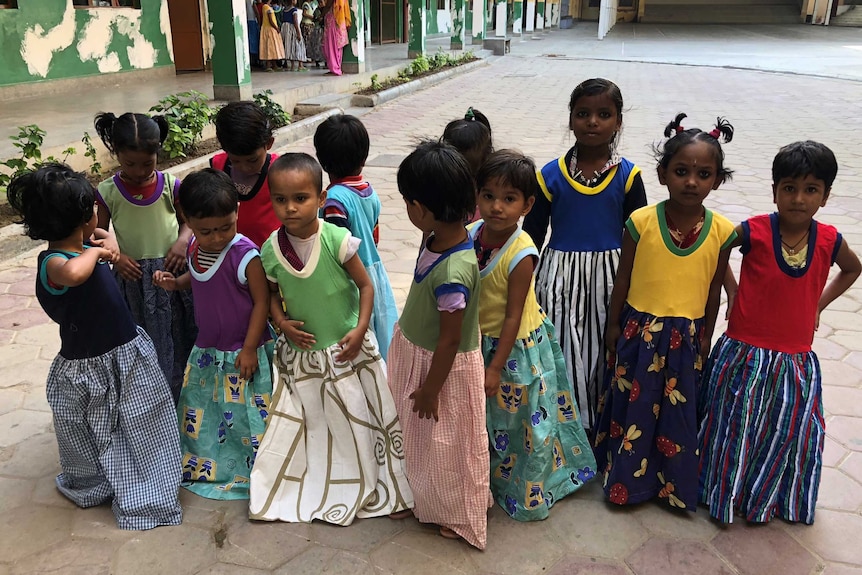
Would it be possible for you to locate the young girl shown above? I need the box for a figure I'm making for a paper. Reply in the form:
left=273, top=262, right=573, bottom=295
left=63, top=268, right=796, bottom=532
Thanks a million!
left=281, top=0, right=308, bottom=71
left=593, top=114, right=736, bottom=511
left=443, top=107, right=493, bottom=224
left=314, top=114, right=398, bottom=359
left=153, top=169, right=274, bottom=500
left=8, top=164, right=182, bottom=530
left=211, top=101, right=282, bottom=249
left=389, top=140, right=489, bottom=548
left=698, top=141, right=861, bottom=524
left=94, top=111, right=197, bottom=400
left=259, top=0, right=286, bottom=71
left=468, top=150, right=597, bottom=521
left=523, top=78, right=647, bottom=431
left=249, top=153, right=413, bottom=524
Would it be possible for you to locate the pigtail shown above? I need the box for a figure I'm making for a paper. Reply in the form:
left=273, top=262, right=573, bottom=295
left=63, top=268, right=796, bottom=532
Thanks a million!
left=150, top=114, right=170, bottom=146
left=663, top=112, right=687, bottom=138
left=709, top=117, right=734, bottom=144
left=93, top=112, right=118, bottom=154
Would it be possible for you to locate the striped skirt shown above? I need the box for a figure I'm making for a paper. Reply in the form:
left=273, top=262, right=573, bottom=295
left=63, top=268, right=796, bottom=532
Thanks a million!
left=697, top=334, right=824, bottom=524
left=534, top=247, right=619, bottom=430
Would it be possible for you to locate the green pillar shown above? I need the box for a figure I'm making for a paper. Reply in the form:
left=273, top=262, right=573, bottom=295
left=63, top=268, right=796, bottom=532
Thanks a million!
left=207, top=0, right=252, bottom=101
left=512, top=0, right=523, bottom=35
left=343, top=0, right=366, bottom=73
left=451, top=0, right=465, bottom=50
left=536, top=0, right=545, bottom=29
left=408, top=0, right=426, bottom=58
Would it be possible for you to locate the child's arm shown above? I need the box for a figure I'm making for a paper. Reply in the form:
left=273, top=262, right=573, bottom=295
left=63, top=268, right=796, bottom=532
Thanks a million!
left=293, top=8, right=303, bottom=35
left=604, top=229, right=636, bottom=353
left=46, top=247, right=114, bottom=288
left=235, top=257, right=271, bottom=380
left=484, top=257, right=533, bottom=397
left=89, top=227, right=120, bottom=263
left=722, top=224, right=744, bottom=319
left=522, top=191, right=551, bottom=249
left=269, top=280, right=316, bottom=348
left=166, top=195, right=192, bottom=274
left=410, top=309, right=464, bottom=421
left=337, top=253, right=374, bottom=362
left=152, top=270, right=191, bottom=291
left=817, top=239, right=862, bottom=329
left=701, top=247, right=732, bottom=354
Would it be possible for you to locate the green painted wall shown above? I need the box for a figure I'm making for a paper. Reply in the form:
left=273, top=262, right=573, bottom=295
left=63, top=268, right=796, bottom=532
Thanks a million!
left=0, top=0, right=173, bottom=88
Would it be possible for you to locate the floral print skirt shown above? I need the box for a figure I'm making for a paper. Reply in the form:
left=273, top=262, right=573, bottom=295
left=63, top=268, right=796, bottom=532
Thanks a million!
left=483, top=316, right=597, bottom=522
left=593, top=304, right=704, bottom=511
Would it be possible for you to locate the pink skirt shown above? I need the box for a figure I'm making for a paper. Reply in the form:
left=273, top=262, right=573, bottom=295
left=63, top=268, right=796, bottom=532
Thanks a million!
left=387, top=325, right=491, bottom=549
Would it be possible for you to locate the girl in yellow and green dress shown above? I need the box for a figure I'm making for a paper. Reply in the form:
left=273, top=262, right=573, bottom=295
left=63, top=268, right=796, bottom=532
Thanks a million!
left=469, top=150, right=596, bottom=521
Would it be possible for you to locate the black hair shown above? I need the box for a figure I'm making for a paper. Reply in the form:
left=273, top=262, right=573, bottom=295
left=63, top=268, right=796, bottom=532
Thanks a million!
left=655, top=113, right=735, bottom=181
left=568, top=78, right=624, bottom=119
left=313, top=114, right=369, bottom=179
left=476, top=149, right=540, bottom=200
left=7, top=163, right=95, bottom=242
left=93, top=112, right=168, bottom=156
left=442, top=108, right=493, bottom=169
left=269, top=152, right=324, bottom=193
left=214, top=101, right=274, bottom=156
left=397, top=140, right=475, bottom=223
left=772, top=141, right=838, bottom=190
left=178, top=168, right=239, bottom=220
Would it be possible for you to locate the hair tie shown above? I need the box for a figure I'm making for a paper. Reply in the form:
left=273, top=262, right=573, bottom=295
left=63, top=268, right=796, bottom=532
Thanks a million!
left=675, top=124, right=685, bottom=134
left=709, top=128, right=721, bottom=139
left=464, top=107, right=475, bottom=121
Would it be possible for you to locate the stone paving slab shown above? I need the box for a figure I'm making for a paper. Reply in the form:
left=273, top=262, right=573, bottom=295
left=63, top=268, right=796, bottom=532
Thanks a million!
left=1, top=29, right=862, bottom=575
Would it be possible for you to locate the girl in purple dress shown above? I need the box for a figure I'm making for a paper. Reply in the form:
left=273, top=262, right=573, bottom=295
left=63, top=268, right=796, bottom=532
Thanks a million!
left=154, top=169, right=274, bottom=500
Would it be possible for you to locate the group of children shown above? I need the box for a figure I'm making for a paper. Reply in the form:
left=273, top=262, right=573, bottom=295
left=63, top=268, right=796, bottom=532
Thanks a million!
left=8, top=77, right=859, bottom=548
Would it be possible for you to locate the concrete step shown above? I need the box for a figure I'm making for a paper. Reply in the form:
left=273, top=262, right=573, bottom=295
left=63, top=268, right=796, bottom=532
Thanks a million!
left=831, top=6, right=862, bottom=26
left=642, top=4, right=800, bottom=24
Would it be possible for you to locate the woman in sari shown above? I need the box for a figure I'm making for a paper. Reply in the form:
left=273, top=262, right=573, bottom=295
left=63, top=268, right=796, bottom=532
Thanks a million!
left=323, top=0, right=350, bottom=75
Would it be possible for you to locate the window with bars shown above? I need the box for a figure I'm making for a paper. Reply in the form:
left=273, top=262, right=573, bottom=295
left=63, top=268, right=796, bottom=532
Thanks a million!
left=0, top=0, right=19, bottom=8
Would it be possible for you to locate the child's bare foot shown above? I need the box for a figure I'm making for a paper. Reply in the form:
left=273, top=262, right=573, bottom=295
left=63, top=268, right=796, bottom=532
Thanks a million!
left=389, top=509, right=413, bottom=520
left=439, top=526, right=461, bottom=540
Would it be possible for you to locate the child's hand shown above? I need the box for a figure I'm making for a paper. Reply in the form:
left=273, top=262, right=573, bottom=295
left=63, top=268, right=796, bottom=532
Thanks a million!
left=409, top=386, right=439, bottom=421
left=484, top=368, right=501, bottom=398
left=605, top=324, right=621, bottom=354
left=815, top=309, right=821, bottom=331
left=165, top=239, right=187, bottom=274
left=90, top=236, right=120, bottom=263
left=234, top=347, right=259, bottom=381
left=336, top=326, right=365, bottom=363
left=280, top=319, right=316, bottom=349
left=115, top=254, right=142, bottom=281
left=152, top=270, right=177, bottom=291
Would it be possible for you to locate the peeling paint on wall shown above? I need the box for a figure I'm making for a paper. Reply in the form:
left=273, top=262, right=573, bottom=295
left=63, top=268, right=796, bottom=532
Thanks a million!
left=20, top=2, right=77, bottom=77
left=2, top=0, right=174, bottom=88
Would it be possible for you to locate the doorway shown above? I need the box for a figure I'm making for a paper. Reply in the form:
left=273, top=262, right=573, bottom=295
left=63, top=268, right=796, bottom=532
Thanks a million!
left=581, top=0, right=599, bottom=20
left=371, top=0, right=400, bottom=43
left=167, top=0, right=205, bottom=72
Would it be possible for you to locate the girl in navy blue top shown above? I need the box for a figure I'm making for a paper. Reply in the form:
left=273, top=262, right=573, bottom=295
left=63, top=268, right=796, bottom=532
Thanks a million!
left=523, top=78, right=648, bottom=430
left=7, top=164, right=183, bottom=531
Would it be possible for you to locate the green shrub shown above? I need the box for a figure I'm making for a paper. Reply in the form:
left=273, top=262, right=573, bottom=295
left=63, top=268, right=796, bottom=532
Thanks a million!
left=253, top=89, right=291, bottom=129
left=0, top=125, right=75, bottom=188
left=149, top=90, right=217, bottom=159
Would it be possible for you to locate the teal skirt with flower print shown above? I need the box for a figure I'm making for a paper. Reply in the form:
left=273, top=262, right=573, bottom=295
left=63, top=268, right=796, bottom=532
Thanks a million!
left=178, top=342, right=274, bottom=500
left=483, top=316, right=597, bottom=521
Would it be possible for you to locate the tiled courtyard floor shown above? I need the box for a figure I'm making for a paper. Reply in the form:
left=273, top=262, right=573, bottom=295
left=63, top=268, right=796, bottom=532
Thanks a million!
left=1, top=28, right=861, bottom=574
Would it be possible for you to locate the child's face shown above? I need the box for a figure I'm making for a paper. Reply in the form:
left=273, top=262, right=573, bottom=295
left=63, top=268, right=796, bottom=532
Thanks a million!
left=269, top=168, right=325, bottom=238
left=477, top=177, right=534, bottom=235
left=227, top=140, right=274, bottom=177
left=569, top=92, right=621, bottom=149
left=187, top=212, right=238, bottom=253
left=657, top=141, right=723, bottom=209
left=117, top=149, right=157, bottom=186
left=773, top=174, right=829, bottom=226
